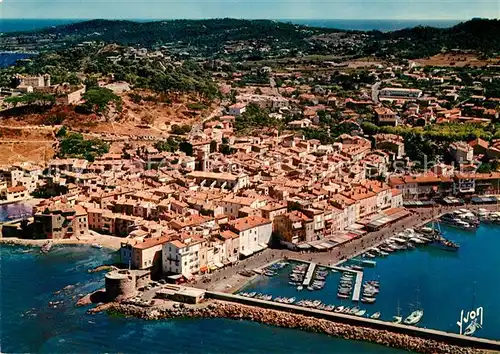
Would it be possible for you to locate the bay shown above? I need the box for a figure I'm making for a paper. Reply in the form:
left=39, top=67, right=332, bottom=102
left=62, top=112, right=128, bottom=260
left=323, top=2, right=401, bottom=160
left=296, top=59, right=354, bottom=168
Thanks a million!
left=0, top=244, right=404, bottom=353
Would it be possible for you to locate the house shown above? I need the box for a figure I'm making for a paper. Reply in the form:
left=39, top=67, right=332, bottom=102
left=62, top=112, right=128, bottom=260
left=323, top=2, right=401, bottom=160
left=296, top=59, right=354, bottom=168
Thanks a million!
left=449, top=142, right=474, bottom=164
left=34, top=204, right=88, bottom=239
left=162, top=237, right=203, bottom=277
left=1, top=186, right=29, bottom=202
left=374, top=134, right=405, bottom=159
left=374, top=107, right=398, bottom=126
left=469, top=138, right=489, bottom=156
left=274, top=211, right=314, bottom=245
left=228, top=215, right=272, bottom=258
left=379, top=87, right=422, bottom=99
left=228, top=103, right=247, bottom=116
left=120, top=235, right=171, bottom=274
left=187, top=171, right=250, bottom=191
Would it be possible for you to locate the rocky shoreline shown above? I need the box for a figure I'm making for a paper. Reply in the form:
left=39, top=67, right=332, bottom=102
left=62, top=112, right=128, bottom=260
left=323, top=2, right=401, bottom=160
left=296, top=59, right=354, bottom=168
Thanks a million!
left=98, top=300, right=483, bottom=354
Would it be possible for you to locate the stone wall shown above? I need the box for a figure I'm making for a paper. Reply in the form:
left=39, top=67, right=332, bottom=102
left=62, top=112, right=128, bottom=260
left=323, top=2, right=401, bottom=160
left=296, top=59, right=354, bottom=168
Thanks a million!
left=102, top=300, right=482, bottom=354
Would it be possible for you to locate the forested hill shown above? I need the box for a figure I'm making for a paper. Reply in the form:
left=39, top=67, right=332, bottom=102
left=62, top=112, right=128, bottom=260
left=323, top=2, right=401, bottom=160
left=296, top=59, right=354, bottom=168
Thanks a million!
left=10, top=18, right=340, bottom=47
left=371, top=18, right=500, bottom=57
left=2, top=18, right=500, bottom=58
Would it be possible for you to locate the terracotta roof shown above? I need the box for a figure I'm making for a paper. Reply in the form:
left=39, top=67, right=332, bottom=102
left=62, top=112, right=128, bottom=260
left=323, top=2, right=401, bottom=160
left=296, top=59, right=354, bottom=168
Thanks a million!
left=229, top=215, right=271, bottom=232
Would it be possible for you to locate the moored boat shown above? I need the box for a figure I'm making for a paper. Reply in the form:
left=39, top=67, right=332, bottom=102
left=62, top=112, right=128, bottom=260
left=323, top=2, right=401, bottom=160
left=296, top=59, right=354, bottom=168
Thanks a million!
left=404, top=310, right=424, bottom=325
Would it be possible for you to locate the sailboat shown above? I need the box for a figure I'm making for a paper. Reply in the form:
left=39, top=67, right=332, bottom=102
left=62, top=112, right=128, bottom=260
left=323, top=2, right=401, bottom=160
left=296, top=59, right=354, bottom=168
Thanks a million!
left=392, top=299, right=402, bottom=324
left=404, top=288, right=424, bottom=325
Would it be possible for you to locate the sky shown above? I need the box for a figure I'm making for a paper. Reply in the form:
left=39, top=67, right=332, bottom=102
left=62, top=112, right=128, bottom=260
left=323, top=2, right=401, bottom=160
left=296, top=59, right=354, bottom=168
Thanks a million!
left=0, top=0, right=498, bottom=20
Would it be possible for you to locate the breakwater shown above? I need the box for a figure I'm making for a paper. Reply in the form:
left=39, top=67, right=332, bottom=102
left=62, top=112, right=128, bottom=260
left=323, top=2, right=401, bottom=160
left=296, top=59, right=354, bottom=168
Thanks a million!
left=100, top=300, right=482, bottom=354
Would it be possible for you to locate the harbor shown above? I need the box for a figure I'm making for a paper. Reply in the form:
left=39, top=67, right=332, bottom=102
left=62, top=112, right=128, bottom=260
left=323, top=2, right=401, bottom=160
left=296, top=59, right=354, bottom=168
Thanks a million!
left=239, top=209, right=500, bottom=342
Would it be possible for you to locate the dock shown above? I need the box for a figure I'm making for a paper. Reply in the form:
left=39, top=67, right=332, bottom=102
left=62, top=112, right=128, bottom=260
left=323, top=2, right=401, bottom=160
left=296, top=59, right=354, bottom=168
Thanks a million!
left=352, top=271, right=363, bottom=302
left=302, top=262, right=317, bottom=286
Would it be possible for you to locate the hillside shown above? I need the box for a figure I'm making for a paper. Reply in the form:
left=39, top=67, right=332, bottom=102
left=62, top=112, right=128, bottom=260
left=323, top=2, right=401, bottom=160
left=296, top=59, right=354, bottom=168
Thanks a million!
left=371, top=18, right=500, bottom=58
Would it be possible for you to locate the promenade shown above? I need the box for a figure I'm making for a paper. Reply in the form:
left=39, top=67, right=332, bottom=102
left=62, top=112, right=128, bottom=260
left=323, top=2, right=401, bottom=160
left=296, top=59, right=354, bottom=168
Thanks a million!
left=194, top=204, right=499, bottom=293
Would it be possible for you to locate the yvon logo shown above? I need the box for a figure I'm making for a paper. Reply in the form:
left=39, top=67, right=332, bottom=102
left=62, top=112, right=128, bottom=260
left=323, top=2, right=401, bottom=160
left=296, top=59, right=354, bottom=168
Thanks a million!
left=457, top=306, right=483, bottom=335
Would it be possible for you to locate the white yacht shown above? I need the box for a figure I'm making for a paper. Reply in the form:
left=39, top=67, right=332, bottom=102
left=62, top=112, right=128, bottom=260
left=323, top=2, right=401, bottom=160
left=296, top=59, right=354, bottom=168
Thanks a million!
left=404, top=310, right=424, bottom=325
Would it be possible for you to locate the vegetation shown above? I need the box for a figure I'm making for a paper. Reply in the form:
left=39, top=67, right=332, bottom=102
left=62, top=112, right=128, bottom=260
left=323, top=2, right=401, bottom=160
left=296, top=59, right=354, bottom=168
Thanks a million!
left=82, top=87, right=121, bottom=114
left=57, top=131, right=109, bottom=161
left=5, top=92, right=55, bottom=109
left=154, top=137, right=180, bottom=152
left=170, top=124, right=192, bottom=135
left=235, top=103, right=280, bottom=134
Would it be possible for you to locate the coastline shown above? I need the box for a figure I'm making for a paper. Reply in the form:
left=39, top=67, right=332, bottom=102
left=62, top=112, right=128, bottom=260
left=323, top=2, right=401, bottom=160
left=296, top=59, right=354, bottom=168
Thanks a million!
left=0, top=236, right=121, bottom=251
left=97, top=300, right=483, bottom=354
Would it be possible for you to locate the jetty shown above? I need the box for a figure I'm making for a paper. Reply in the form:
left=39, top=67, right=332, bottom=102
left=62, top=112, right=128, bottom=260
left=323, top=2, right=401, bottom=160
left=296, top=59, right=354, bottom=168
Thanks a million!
left=302, top=262, right=317, bottom=286
left=352, top=271, right=363, bottom=302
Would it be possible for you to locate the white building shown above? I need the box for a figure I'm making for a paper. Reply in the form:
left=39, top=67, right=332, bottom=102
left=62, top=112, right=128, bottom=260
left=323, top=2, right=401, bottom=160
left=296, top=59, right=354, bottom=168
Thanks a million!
left=228, top=102, right=247, bottom=116
left=228, top=215, right=272, bottom=258
left=162, top=238, right=202, bottom=277
left=379, top=87, right=422, bottom=99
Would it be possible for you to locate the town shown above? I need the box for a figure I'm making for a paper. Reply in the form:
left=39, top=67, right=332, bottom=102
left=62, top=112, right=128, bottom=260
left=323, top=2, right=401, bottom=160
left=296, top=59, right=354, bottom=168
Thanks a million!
left=2, top=17, right=500, bottom=354
left=1, top=42, right=500, bottom=283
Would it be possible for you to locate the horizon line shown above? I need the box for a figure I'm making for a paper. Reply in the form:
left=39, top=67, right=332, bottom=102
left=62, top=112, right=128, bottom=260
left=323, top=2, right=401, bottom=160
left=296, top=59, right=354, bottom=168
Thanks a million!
left=1, top=17, right=475, bottom=21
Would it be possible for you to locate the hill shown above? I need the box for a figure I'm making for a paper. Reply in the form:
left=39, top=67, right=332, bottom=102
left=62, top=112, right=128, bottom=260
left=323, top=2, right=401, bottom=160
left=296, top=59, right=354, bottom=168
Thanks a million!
left=2, top=18, right=500, bottom=59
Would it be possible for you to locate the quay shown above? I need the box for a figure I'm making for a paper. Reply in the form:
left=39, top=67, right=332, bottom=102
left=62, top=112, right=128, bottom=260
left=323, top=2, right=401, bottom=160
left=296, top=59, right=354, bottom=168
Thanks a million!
left=205, top=290, right=500, bottom=351
left=352, top=271, right=363, bottom=302
left=302, top=262, right=317, bottom=286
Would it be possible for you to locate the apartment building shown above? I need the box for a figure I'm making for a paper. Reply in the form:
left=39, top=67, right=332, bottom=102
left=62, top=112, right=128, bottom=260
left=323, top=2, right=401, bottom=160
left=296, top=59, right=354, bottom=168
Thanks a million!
left=228, top=215, right=272, bottom=257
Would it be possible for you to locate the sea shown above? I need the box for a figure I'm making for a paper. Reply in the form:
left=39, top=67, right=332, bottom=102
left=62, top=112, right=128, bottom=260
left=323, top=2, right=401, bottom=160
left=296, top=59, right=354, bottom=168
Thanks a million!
left=242, top=223, right=500, bottom=341
left=0, top=244, right=404, bottom=353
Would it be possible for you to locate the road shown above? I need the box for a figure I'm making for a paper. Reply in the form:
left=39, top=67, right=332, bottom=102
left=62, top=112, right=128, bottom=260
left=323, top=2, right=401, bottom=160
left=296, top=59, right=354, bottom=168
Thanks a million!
left=371, top=81, right=381, bottom=103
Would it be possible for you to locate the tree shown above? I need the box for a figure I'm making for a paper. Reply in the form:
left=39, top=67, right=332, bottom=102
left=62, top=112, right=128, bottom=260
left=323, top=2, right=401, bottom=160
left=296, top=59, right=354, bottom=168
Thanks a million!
left=82, top=87, right=121, bottom=114
left=58, top=132, right=109, bottom=160
left=170, top=124, right=192, bottom=135
left=154, top=137, right=179, bottom=152
left=210, top=140, right=217, bottom=153
left=5, top=92, right=55, bottom=108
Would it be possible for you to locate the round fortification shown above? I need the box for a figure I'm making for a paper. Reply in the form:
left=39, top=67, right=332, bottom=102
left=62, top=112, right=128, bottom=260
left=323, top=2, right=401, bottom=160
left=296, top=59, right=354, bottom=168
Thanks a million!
left=105, top=270, right=136, bottom=301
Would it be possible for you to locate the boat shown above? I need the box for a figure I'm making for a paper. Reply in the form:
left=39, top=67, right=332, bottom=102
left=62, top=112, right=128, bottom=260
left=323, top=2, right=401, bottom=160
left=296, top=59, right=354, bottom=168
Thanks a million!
left=91, top=243, right=103, bottom=249
left=337, top=293, right=349, bottom=299
left=307, top=286, right=315, bottom=291
left=370, top=312, right=381, bottom=319
left=361, top=260, right=376, bottom=267
left=296, top=285, right=303, bottom=291
left=349, top=306, right=360, bottom=314
left=312, top=300, right=321, bottom=307
left=440, top=214, right=477, bottom=230
left=404, top=310, right=424, bottom=325
left=356, top=309, right=366, bottom=316
left=288, top=297, right=296, bottom=304
left=263, top=270, right=276, bottom=277
left=248, top=292, right=256, bottom=297
left=40, top=241, right=52, bottom=254
left=429, top=238, right=459, bottom=252
left=393, top=300, right=402, bottom=324
left=325, top=305, right=335, bottom=311
left=334, top=306, right=344, bottom=312
left=361, top=297, right=376, bottom=304
left=352, top=265, right=364, bottom=271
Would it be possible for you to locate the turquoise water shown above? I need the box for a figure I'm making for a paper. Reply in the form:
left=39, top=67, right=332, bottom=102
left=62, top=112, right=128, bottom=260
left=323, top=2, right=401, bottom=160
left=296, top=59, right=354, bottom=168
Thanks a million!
left=0, top=245, right=404, bottom=353
left=242, top=224, right=500, bottom=340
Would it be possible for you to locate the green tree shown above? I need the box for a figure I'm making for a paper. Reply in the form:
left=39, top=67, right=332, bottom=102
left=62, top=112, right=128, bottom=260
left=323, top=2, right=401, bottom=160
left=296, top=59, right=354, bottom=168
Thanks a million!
left=82, top=87, right=121, bottom=114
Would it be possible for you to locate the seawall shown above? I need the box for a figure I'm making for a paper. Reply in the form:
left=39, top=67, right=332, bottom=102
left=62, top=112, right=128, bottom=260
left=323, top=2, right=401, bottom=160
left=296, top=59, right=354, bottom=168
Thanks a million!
left=103, top=299, right=485, bottom=354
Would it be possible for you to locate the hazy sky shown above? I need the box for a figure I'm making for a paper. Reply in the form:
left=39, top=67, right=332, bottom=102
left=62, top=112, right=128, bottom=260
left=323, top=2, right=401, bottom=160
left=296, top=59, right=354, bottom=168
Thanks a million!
left=1, top=0, right=498, bottom=20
